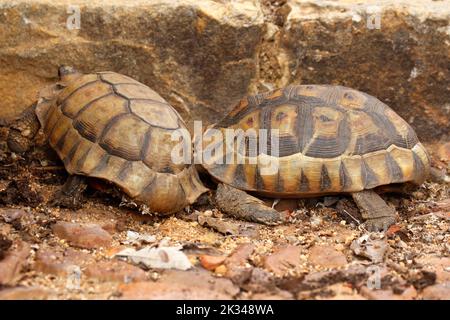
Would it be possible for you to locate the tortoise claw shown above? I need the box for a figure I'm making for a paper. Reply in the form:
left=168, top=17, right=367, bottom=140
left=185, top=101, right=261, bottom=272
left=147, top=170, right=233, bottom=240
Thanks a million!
left=351, top=190, right=397, bottom=232
left=364, top=216, right=397, bottom=232
left=214, top=183, right=288, bottom=226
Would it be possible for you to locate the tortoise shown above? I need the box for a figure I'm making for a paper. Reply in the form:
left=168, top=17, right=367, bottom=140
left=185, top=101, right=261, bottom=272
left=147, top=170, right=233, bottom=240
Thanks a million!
left=199, top=84, right=430, bottom=230
left=7, top=66, right=207, bottom=214
left=8, top=67, right=430, bottom=231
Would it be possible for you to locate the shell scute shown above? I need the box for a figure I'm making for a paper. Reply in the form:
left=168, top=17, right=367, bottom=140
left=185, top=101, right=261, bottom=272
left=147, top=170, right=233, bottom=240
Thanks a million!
left=36, top=71, right=207, bottom=214
left=203, top=85, right=430, bottom=196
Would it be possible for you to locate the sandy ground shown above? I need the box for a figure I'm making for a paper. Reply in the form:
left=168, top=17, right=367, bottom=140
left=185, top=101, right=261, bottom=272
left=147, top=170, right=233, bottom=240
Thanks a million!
left=0, top=126, right=448, bottom=300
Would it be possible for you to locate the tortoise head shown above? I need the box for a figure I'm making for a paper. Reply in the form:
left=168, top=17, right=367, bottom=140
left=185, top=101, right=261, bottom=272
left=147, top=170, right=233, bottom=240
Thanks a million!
left=58, top=65, right=81, bottom=82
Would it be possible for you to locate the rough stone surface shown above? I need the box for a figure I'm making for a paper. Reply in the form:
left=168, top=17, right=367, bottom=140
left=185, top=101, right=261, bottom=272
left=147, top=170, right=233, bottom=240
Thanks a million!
left=52, top=221, right=112, bottom=249
left=84, top=260, right=147, bottom=282
left=199, top=254, right=227, bottom=271
left=0, top=208, right=26, bottom=222
left=0, top=0, right=264, bottom=127
left=416, top=256, right=450, bottom=283
left=0, top=0, right=448, bottom=143
left=118, top=268, right=239, bottom=299
left=263, top=245, right=302, bottom=276
left=251, top=290, right=294, bottom=300
left=308, top=245, right=347, bottom=268
left=224, top=243, right=255, bottom=284
left=278, top=0, right=450, bottom=142
left=0, top=241, right=30, bottom=285
left=0, top=286, right=51, bottom=300
left=421, top=282, right=450, bottom=300
left=360, top=285, right=418, bottom=300
left=35, top=247, right=94, bottom=276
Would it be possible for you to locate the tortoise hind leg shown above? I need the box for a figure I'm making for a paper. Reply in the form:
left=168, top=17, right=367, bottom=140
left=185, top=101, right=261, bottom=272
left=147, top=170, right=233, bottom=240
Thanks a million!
left=214, top=183, right=287, bottom=225
left=7, top=102, right=41, bottom=153
left=49, top=175, right=87, bottom=209
left=351, top=189, right=397, bottom=232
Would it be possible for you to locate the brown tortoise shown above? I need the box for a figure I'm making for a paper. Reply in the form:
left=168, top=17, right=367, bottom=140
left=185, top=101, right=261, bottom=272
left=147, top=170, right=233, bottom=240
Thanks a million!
left=7, top=66, right=207, bottom=214
left=8, top=67, right=430, bottom=231
left=201, top=84, right=430, bottom=230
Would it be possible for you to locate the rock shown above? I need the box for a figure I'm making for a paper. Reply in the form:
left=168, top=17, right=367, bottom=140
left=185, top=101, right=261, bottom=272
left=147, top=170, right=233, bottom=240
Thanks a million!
left=198, top=215, right=258, bottom=237
left=308, top=245, right=347, bottom=269
left=360, top=285, right=417, bottom=300
left=324, top=283, right=366, bottom=300
left=99, top=221, right=119, bottom=235
left=263, top=245, right=302, bottom=276
left=0, top=208, right=26, bottom=222
left=198, top=215, right=240, bottom=235
left=432, top=199, right=450, bottom=214
left=0, top=241, right=30, bottom=285
left=244, top=267, right=276, bottom=292
left=0, top=0, right=264, bottom=127
left=437, top=142, right=450, bottom=162
left=0, top=286, right=51, bottom=300
left=1, top=0, right=448, bottom=145
left=421, top=282, right=450, bottom=300
left=118, top=269, right=239, bottom=299
left=0, top=234, right=13, bottom=260
left=351, top=234, right=389, bottom=263
left=35, top=247, right=95, bottom=276
left=416, top=256, right=450, bottom=283
left=214, top=264, right=228, bottom=276
left=199, top=255, right=227, bottom=271
left=429, top=167, right=450, bottom=184
left=280, top=0, right=450, bottom=141
left=123, top=231, right=156, bottom=245
left=277, top=265, right=367, bottom=294
left=298, top=283, right=366, bottom=300
left=225, top=243, right=255, bottom=267
left=224, top=243, right=255, bottom=284
left=409, top=270, right=437, bottom=290
left=84, top=260, right=147, bottom=282
left=251, top=290, right=294, bottom=300
left=52, top=221, right=112, bottom=249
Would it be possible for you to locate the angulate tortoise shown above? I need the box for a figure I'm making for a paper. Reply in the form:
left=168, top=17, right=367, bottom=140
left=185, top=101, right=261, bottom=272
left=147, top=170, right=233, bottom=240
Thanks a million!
left=200, top=85, right=430, bottom=230
left=7, top=66, right=207, bottom=214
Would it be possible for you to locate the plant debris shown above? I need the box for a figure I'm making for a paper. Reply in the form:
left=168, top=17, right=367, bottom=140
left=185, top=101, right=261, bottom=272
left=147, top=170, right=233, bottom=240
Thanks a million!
left=115, top=246, right=192, bottom=271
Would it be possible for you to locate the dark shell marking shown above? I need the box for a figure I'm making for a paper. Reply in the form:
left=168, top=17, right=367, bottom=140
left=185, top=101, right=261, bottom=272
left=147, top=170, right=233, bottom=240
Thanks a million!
left=35, top=71, right=206, bottom=213
left=204, top=85, right=430, bottom=196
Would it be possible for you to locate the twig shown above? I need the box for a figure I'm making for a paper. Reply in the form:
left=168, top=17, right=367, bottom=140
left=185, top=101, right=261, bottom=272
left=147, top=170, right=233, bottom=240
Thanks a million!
left=343, top=209, right=361, bottom=225
left=32, top=166, right=65, bottom=171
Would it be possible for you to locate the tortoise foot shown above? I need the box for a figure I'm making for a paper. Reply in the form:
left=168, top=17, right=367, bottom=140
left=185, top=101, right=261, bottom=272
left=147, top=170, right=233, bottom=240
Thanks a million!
left=49, top=175, right=87, bottom=210
left=364, top=216, right=397, bottom=232
left=351, top=189, right=397, bottom=232
left=214, top=183, right=287, bottom=225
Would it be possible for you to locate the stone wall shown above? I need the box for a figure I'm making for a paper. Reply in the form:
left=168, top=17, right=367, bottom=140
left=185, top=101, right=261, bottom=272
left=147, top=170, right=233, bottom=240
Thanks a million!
left=0, top=0, right=449, bottom=142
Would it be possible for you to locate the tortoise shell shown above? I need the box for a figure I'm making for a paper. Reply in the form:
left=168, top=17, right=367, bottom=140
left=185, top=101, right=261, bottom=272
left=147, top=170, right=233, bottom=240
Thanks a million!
left=201, top=85, right=430, bottom=197
left=35, top=71, right=206, bottom=213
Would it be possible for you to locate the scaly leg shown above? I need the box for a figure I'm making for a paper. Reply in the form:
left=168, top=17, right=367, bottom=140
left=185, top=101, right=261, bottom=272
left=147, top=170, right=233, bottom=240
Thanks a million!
left=351, top=189, right=397, bottom=232
left=50, top=175, right=87, bottom=209
left=7, top=102, right=40, bottom=153
left=214, top=183, right=287, bottom=225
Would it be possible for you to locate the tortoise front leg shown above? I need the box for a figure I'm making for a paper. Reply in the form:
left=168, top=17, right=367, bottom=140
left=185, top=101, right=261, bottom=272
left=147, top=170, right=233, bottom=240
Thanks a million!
left=7, top=102, right=41, bottom=153
left=49, top=175, right=87, bottom=209
left=351, top=189, right=397, bottom=232
left=214, top=183, right=287, bottom=225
